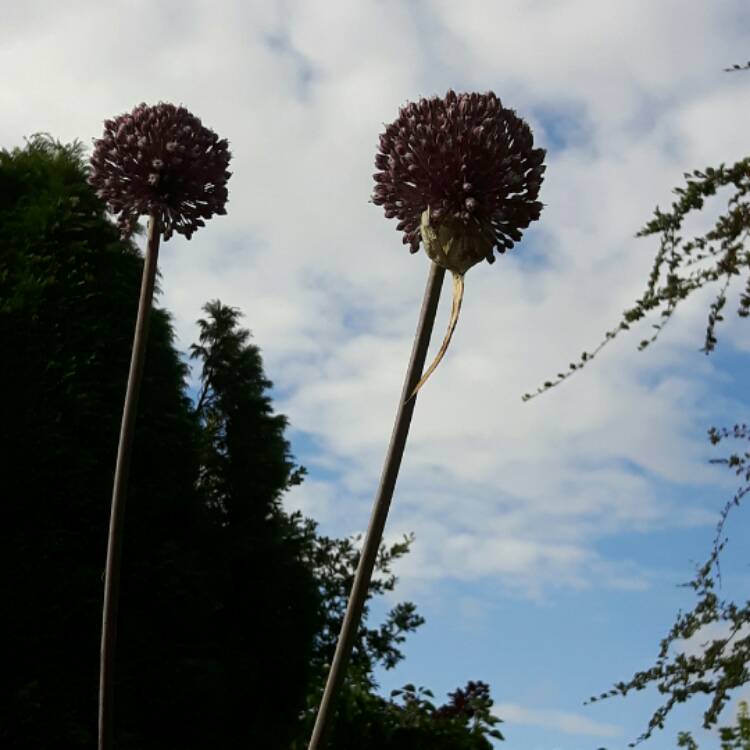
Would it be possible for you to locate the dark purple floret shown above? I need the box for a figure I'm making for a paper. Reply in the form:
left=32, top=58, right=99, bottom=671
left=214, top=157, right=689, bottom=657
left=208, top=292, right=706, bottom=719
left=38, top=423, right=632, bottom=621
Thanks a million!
left=89, top=102, right=232, bottom=240
left=372, top=90, right=545, bottom=263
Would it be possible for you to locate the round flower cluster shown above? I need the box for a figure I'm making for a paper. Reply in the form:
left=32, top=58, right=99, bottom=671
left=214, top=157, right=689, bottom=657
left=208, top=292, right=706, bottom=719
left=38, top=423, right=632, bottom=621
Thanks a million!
left=372, top=90, right=545, bottom=271
left=89, top=102, right=231, bottom=240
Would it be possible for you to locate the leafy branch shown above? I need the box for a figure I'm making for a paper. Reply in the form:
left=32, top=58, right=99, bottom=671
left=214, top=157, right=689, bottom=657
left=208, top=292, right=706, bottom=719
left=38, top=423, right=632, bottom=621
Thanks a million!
left=586, top=424, right=750, bottom=745
left=523, top=157, right=750, bottom=402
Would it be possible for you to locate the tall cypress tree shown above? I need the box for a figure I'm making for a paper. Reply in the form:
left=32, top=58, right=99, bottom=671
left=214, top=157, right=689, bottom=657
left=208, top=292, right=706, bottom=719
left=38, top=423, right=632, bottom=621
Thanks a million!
left=0, top=135, right=203, bottom=748
left=189, top=300, right=321, bottom=748
left=0, top=137, right=321, bottom=749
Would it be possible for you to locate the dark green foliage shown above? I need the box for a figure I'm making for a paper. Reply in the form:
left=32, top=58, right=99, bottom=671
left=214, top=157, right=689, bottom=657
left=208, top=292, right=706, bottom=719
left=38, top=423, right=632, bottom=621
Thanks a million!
left=2, top=134, right=503, bottom=749
left=0, top=135, right=319, bottom=749
left=302, top=528, right=425, bottom=684
left=312, top=681, right=502, bottom=750
left=678, top=701, right=750, bottom=750
left=587, top=425, right=750, bottom=746
left=292, top=524, right=506, bottom=748
left=705, top=423, right=750, bottom=572
left=589, top=554, right=750, bottom=746
left=188, top=299, right=320, bottom=748
left=1, top=134, right=203, bottom=749
left=717, top=701, right=750, bottom=750
left=188, top=305, right=508, bottom=749
left=191, top=299, right=306, bottom=521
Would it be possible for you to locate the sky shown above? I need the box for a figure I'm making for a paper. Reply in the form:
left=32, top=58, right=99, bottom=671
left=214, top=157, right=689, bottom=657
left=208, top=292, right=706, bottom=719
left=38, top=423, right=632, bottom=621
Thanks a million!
left=3, top=1, right=750, bottom=748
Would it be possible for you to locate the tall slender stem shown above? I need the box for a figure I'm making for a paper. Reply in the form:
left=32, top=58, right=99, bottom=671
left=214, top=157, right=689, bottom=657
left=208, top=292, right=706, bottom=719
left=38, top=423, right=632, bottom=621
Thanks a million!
left=99, top=214, right=161, bottom=750
left=307, top=261, right=446, bottom=750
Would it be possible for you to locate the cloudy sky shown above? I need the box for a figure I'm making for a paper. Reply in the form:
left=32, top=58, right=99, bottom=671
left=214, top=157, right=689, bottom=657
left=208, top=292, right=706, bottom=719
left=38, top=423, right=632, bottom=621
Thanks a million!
left=5, top=1, right=750, bottom=747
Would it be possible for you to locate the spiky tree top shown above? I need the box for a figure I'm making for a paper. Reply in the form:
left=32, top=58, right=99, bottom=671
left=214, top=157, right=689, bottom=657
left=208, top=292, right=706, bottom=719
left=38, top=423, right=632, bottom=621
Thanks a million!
left=89, top=102, right=231, bottom=240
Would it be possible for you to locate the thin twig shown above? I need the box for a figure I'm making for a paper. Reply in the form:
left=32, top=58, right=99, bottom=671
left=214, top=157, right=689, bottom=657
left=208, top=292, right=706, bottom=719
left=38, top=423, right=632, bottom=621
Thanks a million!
left=99, top=213, right=161, bottom=750
left=307, top=261, right=446, bottom=750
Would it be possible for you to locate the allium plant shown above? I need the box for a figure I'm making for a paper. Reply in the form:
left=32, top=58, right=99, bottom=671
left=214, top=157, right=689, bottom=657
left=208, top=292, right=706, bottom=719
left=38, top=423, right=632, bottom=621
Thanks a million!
left=308, top=91, right=544, bottom=750
left=90, top=102, right=230, bottom=240
left=373, top=89, right=545, bottom=394
left=90, top=102, right=230, bottom=750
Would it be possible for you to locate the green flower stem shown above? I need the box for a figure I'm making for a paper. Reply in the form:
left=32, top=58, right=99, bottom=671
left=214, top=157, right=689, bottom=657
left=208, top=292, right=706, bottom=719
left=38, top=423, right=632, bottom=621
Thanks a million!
left=99, top=213, right=161, bottom=750
left=307, top=261, right=446, bottom=750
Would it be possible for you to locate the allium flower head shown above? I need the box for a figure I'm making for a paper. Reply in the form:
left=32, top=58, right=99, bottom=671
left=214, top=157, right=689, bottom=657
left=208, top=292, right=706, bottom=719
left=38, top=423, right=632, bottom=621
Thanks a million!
left=89, top=102, right=231, bottom=240
left=372, top=90, right=545, bottom=273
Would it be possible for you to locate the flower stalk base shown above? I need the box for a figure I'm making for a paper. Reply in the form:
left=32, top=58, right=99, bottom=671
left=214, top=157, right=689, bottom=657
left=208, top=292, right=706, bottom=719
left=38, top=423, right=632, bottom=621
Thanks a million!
left=99, top=213, right=161, bottom=750
left=307, top=262, right=446, bottom=750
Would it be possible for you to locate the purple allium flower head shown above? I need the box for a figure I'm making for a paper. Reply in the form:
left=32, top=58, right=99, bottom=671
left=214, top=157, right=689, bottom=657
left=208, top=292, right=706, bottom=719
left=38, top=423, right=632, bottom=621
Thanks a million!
left=89, top=102, right=231, bottom=240
left=372, top=90, right=545, bottom=272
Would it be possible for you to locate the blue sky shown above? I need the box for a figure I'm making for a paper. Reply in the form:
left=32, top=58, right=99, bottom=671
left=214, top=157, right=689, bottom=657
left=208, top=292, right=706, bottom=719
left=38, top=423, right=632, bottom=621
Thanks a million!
left=4, top=1, right=750, bottom=747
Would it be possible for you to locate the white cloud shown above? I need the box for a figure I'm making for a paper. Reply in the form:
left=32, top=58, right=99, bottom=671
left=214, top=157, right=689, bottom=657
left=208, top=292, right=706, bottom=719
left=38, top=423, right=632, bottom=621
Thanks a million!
left=5, top=0, right=749, bottom=600
left=494, top=701, right=622, bottom=738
